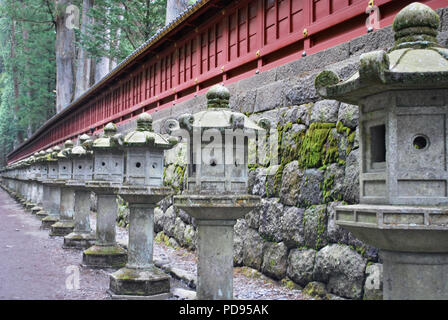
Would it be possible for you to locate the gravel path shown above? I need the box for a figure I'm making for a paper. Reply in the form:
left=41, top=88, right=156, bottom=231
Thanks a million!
left=0, top=188, right=308, bottom=300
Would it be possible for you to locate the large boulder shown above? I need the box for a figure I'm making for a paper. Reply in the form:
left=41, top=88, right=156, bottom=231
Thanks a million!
left=313, top=244, right=367, bottom=299
left=242, top=228, right=265, bottom=270
left=343, top=149, right=360, bottom=204
left=287, top=248, right=316, bottom=287
left=280, top=206, right=305, bottom=248
left=298, top=169, right=325, bottom=207
left=280, top=161, right=303, bottom=206
left=303, top=205, right=328, bottom=250
left=258, top=198, right=284, bottom=242
left=337, top=103, right=359, bottom=129
left=310, top=100, right=340, bottom=123
left=261, top=242, right=289, bottom=280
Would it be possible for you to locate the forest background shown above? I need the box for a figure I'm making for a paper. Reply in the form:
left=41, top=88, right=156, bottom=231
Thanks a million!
left=0, top=0, right=192, bottom=165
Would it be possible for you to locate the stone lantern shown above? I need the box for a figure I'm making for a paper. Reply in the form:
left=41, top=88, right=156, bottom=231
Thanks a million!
left=315, top=2, right=448, bottom=300
left=83, top=122, right=127, bottom=268
left=109, top=112, right=178, bottom=299
left=172, top=84, right=263, bottom=300
left=36, top=149, right=53, bottom=220
left=64, top=134, right=96, bottom=249
left=50, top=140, right=76, bottom=237
left=41, top=146, right=64, bottom=229
left=30, top=152, right=45, bottom=215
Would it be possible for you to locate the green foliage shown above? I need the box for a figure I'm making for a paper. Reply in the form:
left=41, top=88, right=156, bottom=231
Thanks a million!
left=0, top=0, right=56, bottom=165
left=79, top=0, right=167, bottom=62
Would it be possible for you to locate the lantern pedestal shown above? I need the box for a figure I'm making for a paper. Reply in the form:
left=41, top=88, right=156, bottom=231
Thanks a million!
left=109, top=186, right=172, bottom=298
left=41, top=180, right=64, bottom=229
left=174, top=194, right=260, bottom=300
left=63, top=181, right=96, bottom=249
left=336, top=204, right=448, bottom=300
left=50, top=184, right=75, bottom=236
left=82, top=182, right=127, bottom=268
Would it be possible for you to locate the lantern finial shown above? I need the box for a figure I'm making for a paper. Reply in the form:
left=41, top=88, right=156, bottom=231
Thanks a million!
left=392, top=2, right=440, bottom=49
left=206, top=84, right=230, bottom=108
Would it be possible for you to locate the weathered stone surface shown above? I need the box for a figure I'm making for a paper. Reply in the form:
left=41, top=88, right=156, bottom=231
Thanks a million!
left=250, top=167, right=267, bottom=198
left=363, top=263, right=383, bottom=300
left=296, top=104, right=313, bottom=126
left=261, top=242, right=288, bottom=280
left=298, top=169, right=325, bottom=207
left=310, top=100, right=340, bottom=124
left=287, top=248, right=316, bottom=287
left=236, top=68, right=277, bottom=93
left=157, top=205, right=177, bottom=238
left=258, top=198, right=284, bottom=242
left=343, top=149, right=360, bottom=204
left=338, top=103, right=359, bottom=129
left=323, top=164, right=345, bottom=203
left=173, top=217, right=186, bottom=246
left=229, top=89, right=257, bottom=114
left=303, top=281, right=328, bottom=299
left=244, top=201, right=261, bottom=230
left=276, top=42, right=349, bottom=81
left=303, top=205, right=328, bottom=250
left=280, top=161, right=303, bottom=206
left=183, top=224, right=196, bottom=250
left=233, top=219, right=248, bottom=266
left=242, top=228, right=264, bottom=270
left=280, top=206, right=305, bottom=248
left=285, top=74, right=320, bottom=106
left=313, top=244, right=367, bottom=299
left=248, top=107, right=289, bottom=129
left=254, top=81, right=286, bottom=113
left=281, top=124, right=306, bottom=154
left=265, top=165, right=281, bottom=198
left=326, top=201, right=351, bottom=244
left=349, top=26, right=394, bottom=56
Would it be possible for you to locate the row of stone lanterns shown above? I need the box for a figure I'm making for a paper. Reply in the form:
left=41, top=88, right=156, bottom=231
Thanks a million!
left=0, top=84, right=266, bottom=300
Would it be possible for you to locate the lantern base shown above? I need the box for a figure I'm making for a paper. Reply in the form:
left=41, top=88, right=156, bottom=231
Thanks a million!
left=82, top=244, right=127, bottom=268
left=336, top=204, right=448, bottom=300
left=109, top=266, right=170, bottom=297
left=49, top=220, right=75, bottom=237
left=63, top=231, right=96, bottom=249
left=41, top=215, right=59, bottom=229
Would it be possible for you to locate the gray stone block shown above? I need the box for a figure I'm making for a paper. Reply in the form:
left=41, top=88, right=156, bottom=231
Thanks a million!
left=313, top=244, right=367, bottom=299
left=310, top=100, right=340, bottom=124
left=254, top=81, right=286, bottom=113
left=287, top=248, right=316, bottom=287
left=349, top=26, right=394, bottom=57
left=261, top=241, right=288, bottom=280
left=303, top=204, right=328, bottom=250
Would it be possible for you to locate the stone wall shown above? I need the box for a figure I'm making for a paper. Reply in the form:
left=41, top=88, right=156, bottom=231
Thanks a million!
left=118, top=7, right=448, bottom=300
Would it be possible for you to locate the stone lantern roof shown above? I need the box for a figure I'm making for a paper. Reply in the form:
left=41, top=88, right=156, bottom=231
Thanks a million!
left=70, top=134, right=92, bottom=157
left=315, top=2, right=448, bottom=105
left=92, top=122, right=121, bottom=149
left=178, top=84, right=264, bottom=132
left=57, top=140, right=74, bottom=159
left=122, top=113, right=178, bottom=149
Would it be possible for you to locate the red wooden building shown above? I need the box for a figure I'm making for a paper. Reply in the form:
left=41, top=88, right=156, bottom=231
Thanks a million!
left=7, top=0, right=447, bottom=163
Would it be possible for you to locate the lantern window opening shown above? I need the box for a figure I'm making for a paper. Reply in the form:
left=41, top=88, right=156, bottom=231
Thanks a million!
left=370, top=124, right=386, bottom=167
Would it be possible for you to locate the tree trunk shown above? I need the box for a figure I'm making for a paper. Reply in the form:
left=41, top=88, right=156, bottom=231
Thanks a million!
left=10, top=3, right=23, bottom=146
left=94, top=5, right=111, bottom=83
left=74, top=0, right=93, bottom=99
left=56, top=0, right=75, bottom=112
left=165, top=0, right=189, bottom=25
